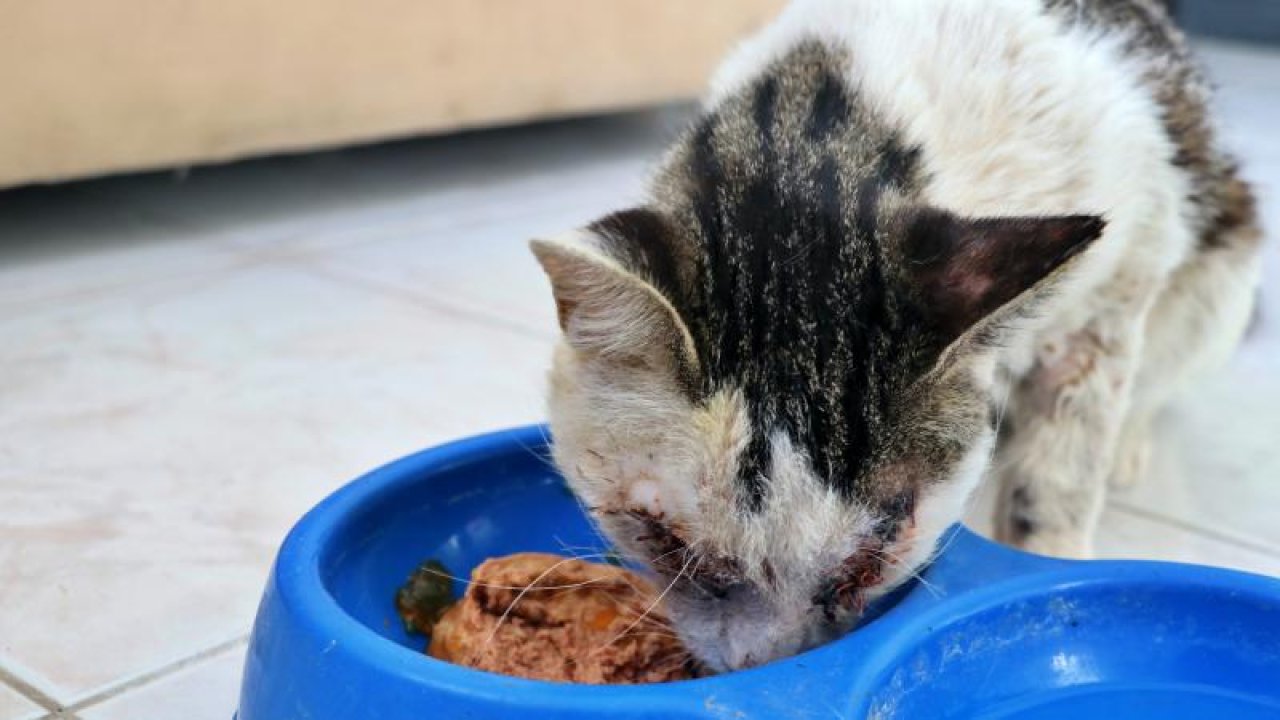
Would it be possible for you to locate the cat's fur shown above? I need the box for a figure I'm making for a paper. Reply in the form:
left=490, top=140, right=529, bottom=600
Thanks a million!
left=532, top=0, right=1262, bottom=671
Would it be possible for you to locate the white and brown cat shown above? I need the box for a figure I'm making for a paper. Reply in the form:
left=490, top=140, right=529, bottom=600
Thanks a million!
left=530, top=0, right=1262, bottom=671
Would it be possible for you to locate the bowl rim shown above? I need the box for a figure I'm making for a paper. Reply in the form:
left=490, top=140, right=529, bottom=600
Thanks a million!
left=267, top=424, right=1280, bottom=706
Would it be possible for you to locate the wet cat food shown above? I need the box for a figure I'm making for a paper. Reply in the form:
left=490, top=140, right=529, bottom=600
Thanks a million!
left=397, top=553, right=696, bottom=684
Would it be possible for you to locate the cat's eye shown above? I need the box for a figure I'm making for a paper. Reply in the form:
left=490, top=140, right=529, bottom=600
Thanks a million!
left=873, top=489, right=918, bottom=541
left=815, top=548, right=884, bottom=616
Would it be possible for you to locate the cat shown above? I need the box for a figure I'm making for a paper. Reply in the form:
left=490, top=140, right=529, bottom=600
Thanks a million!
left=531, top=0, right=1262, bottom=672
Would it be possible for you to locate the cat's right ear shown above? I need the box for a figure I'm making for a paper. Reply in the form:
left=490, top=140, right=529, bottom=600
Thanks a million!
left=529, top=233, right=700, bottom=381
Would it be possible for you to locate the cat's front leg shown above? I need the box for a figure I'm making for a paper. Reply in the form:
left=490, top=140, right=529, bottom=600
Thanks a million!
left=993, top=316, right=1147, bottom=558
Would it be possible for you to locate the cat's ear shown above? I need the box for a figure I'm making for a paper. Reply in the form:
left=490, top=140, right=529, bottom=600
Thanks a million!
left=900, top=209, right=1106, bottom=343
left=530, top=233, right=700, bottom=380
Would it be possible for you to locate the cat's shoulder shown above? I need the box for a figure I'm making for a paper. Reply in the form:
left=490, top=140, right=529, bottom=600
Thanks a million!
left=708, top=0, right=1187, bottom=106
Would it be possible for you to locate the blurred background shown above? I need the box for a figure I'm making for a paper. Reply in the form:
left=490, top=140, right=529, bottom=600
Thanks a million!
left=1, top=2, right=1276, bottom=719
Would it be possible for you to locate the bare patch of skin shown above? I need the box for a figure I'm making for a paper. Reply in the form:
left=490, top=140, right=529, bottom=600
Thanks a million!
left=1026, top=330, right=1105, bottom=417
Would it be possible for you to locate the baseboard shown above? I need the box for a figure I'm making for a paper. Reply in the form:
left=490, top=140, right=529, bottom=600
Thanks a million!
left=1178, top=0, right=1280, bottom=45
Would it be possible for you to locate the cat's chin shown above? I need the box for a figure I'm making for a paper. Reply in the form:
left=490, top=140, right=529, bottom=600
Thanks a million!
left=685, top=616, right=858, bottom=674
left=660, top=590, right=818, bottom=673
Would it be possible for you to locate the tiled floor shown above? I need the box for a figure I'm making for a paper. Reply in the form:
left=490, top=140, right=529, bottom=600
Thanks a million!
left=0, top=683, right=42, bottom=720
left=2, top=41, right=1277, bottom=719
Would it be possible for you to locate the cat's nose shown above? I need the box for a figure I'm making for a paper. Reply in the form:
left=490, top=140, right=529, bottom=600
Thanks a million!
left=697, top=634, right=758, bottom=672
left=717, top=630, right=783, bottom=671
left=707, top=644, right=757, bottom=672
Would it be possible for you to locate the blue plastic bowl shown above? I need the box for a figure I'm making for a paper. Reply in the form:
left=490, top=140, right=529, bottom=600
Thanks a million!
left=237, top=426, right=1280, bottom=719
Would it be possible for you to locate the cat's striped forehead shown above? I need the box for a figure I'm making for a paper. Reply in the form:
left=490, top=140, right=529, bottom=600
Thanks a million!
left=593, top=42, right=943, bottom=508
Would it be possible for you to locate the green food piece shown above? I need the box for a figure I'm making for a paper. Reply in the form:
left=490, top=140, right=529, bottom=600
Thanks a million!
left=395, top=559, right=454, bottom=636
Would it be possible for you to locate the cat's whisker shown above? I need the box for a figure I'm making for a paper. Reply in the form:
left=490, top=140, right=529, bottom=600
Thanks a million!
left=551, top=536, right=617, bottom=560
left=674, top=545, right=714, bottom=595
left=510, top=426, right=562, bottom=475
left=868, top=545, right=943, bottom=599
left=481, top=554, right=615, bottom=648
left=913, top=524, right=976, bottom=591
left=591, top=541, right=700, bottom=657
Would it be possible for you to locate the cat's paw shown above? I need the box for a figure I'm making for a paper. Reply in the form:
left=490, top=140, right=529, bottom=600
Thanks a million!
left=1108, top=429, right=1151, bottom=490
left=993, top=504, right=1096, bottom=560
left=993, top=479, right=1097, bottom=560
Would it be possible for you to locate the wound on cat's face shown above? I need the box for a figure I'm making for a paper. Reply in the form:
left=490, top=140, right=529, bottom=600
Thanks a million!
left=531, top=43, right=1105, bottom=672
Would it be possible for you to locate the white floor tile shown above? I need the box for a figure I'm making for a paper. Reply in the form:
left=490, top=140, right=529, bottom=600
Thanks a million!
left=0, top=684, right=44, bottom=720
left=311, top=183, right=643, bottom=337
left=0, top=261, right=551, bottom=702
left=965, top=484, right=1280, bottom=577
left=77, top=645, right=245, bottom=720
left=1096, top=507, right=1280, bottom=578
left=1111, top=358, right=1280, bottom=554
left=283, top=116, right=673, bottom=339
left=1203, top=42, right=1280, bottom=162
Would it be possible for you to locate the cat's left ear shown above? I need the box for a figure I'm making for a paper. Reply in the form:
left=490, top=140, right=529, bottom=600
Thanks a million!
left=899, top=209, right=1106, bottom=344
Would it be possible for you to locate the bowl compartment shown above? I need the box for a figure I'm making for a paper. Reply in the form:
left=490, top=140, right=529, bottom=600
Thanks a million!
left=319, top=440, right=604, bottom=651
left=859, top=577, right=1280, bottom=719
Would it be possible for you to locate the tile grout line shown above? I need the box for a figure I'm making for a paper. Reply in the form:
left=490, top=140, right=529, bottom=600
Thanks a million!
left=0, top=262, right=236, bottom=314
left=62, top=634, right=249, bottom=715
left=1109, top=499, right=1280, bottom=559
left=302, top=259, right=556, bottom=344
left=0, top=665, right=62, bottom=715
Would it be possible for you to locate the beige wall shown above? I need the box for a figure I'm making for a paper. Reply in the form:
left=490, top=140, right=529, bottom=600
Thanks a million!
left=0, top=0, right=785, bottom=189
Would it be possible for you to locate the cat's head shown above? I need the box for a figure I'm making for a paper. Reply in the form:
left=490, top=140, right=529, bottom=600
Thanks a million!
left=531, top=202, right=1100, bottom=671
left=531, top=65, right=1103, bottom=669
